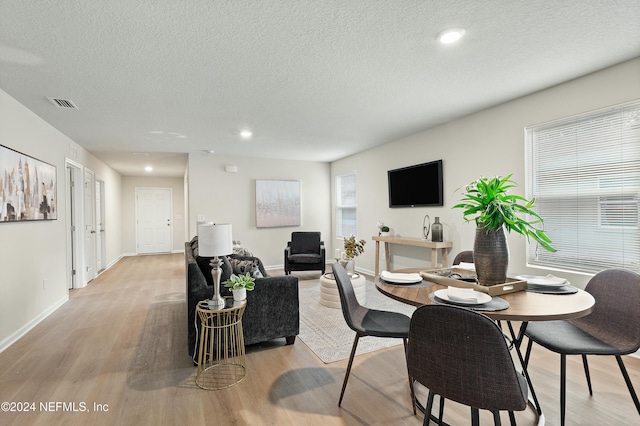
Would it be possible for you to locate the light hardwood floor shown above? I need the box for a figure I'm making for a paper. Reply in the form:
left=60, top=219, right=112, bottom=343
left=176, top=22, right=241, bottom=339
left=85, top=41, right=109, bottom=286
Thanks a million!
left=1, top=253, right=638, bottom=425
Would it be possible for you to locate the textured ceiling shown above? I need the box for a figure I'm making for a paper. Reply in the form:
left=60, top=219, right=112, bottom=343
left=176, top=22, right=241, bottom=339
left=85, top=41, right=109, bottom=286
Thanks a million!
left=1, top=1, right=639, bottom=176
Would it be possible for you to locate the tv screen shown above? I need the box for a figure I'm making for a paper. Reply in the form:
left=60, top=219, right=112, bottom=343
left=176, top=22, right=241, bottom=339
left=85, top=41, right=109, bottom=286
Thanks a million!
left=388, top=160, right=443, bottom=207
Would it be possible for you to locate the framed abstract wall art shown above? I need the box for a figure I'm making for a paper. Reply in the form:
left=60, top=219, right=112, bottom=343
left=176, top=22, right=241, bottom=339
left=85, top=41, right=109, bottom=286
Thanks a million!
left=0, top=144, right=57, bottom=222
left=255, top=180, right=300, bottom=228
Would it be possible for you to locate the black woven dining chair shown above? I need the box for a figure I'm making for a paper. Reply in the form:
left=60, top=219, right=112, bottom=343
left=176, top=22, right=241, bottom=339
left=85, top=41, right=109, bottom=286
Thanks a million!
left=407, top=304, right=528, bottom=426
left=524, top=268, right=640, bottom=426
left=331, top=263, right=414, bottom=409
left=453, top=250, right=474, bottom=265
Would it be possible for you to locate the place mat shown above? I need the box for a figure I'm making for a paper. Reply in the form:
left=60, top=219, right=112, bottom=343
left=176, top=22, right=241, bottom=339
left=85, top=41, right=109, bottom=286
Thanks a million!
left=380, top=279, right=435, bottom=288
left=428, top=292, right=510, bottom=311
left=526, top=284, right=579, bottom=294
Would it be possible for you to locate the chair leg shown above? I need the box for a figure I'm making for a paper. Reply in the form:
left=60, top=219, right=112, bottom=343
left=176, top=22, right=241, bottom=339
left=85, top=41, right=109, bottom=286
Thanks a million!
left=524, top=337, right=533, bottom=369
left=424, top=391, right=435, bottom=426
left=471, top=407, right=480, bottom=426
left=615, top=355, right=640, bottom=415
left=492, top=410, right=502, bottom=426
left=508, top=410, right=516, bottom=426
left=438, top=396, right=445, bottom=425
left=581, top=354, right=593, bottom=395
left=403, top=338, right=416, bottom=415
left=560, top=354, right=567, bottom=426
left=339, top=334, right=360, bottom=406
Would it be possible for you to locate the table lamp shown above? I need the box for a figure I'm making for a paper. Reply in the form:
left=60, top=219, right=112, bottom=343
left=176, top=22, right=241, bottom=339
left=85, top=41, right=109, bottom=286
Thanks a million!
left=197, top=222, right=233, bottom=309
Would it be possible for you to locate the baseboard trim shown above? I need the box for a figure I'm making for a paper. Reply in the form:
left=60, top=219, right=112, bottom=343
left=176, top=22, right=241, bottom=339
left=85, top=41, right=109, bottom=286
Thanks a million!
left=106, top=254, right=124, bottom=270
left=0, top=295, right=69, bottom=354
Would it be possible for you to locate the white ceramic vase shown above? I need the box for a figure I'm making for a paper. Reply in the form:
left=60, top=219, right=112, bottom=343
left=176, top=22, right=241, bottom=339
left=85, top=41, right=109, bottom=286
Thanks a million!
left=232, top=288, right=246, bottom=301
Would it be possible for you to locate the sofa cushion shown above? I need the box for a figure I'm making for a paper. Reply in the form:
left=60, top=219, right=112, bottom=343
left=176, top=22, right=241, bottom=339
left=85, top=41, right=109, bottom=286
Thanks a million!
left=288, top=253, right=322, bottom=264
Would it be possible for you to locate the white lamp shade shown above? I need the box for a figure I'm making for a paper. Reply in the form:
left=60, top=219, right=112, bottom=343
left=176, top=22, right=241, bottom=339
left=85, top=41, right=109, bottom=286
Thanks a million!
left=197, top=222, right=233, bottom=256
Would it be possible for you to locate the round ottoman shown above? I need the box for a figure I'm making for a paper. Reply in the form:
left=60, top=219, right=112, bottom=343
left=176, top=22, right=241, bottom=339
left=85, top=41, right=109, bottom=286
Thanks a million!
left=319, top=273, right=367, bottom=308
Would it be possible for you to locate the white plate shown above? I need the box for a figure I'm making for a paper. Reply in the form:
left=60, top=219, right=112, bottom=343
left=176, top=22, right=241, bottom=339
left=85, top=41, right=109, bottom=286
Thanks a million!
left=516, top=274, right=568, bottom=288
left=433, top=289, right=492, bottom=306
left=380, top=271, right=423, bottom=284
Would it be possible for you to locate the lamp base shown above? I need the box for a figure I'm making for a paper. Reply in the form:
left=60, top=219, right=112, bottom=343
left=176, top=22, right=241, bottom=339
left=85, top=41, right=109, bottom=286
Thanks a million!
left=209, top=256, right=226, bottom=310
left=207, top=297, right=226, bottom=310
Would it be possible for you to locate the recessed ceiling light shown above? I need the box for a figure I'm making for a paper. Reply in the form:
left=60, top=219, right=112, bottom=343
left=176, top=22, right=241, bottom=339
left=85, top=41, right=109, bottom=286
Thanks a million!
left=437, top=28, right=465, bottom=44
left=239, top=130, right=253, bottom=139
left=145, top=166, right=153, bottom=172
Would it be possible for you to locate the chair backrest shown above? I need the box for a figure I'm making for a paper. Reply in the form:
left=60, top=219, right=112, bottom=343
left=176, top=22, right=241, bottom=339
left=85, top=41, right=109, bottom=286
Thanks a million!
left=332, top=262, right=367, bottom=334
left=290, top=232, right=321, bottom=255
left=573, top=268, right=640, bottom=353
left=407, top=304, right=527, bottom=412
left=453, top=250, right=474, bottom=265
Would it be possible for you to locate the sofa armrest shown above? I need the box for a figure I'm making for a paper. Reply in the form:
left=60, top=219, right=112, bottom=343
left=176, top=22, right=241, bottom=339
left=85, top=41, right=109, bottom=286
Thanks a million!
left=243, top=274, right=299, bottom=345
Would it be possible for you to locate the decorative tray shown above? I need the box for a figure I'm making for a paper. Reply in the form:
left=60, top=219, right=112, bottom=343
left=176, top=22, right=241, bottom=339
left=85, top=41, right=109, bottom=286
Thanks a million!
left=419, top=267, right=527, bottom=296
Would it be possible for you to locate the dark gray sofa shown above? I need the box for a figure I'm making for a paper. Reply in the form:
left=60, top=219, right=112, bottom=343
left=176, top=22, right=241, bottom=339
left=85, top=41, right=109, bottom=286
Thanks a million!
left=185, top=237, right=299, bottom=362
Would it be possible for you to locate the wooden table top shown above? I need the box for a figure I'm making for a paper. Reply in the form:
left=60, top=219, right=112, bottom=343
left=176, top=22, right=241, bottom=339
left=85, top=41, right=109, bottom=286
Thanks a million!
left=375, top=269, right=595, bottom=322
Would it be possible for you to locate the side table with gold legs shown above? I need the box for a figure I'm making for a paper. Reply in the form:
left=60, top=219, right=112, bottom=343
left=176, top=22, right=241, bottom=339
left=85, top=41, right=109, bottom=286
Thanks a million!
left=195, top=298, right=247, bottom=390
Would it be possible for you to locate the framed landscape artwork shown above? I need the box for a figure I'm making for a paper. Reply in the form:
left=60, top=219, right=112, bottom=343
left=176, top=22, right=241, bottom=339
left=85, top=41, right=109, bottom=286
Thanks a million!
left=0, top=144, right=57, bottom=222
left=255, top=180, right=300, bottom=228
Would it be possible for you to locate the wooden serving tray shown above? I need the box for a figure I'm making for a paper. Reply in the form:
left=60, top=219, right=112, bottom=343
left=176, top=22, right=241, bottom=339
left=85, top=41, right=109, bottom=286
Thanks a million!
left=420, top=267, right=527, bottom=296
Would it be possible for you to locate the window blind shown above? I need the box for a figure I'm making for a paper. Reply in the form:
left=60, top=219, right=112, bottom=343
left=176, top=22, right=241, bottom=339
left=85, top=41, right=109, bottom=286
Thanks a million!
left=525, top=99, right=640, bottom=274
left=336, top=172, right=357, bottom=238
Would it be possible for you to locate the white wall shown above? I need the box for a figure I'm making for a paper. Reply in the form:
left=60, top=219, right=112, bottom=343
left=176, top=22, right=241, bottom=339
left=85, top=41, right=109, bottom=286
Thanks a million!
left=0, top=88, right=122, bottom=350
left=331, top=57, right=640, bottom=289
left=188, top=154, right=331, bottom=267
left=121, top=176, right=186, bottom=255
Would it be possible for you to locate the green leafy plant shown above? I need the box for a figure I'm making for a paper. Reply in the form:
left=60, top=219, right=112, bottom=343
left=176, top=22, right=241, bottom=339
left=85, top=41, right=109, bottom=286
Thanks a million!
left=344, top=235, right=366, bottom=259
left=380, top=226, right=390, bottom=232
left=453, top=174, right=555, bottom=252
left=223, top=273, right=256, bottom=291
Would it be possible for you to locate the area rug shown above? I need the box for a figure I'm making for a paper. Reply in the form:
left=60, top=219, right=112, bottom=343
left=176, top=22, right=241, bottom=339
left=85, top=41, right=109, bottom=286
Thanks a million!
left=297, top=279, right=416, bottom=363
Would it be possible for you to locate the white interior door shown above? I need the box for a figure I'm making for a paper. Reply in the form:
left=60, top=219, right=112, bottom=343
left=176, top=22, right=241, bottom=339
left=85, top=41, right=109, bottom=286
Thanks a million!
left=136, top=188, right=172, bottom=254
left=95, top=180, right=103, bottom=272
left=84, top=168, right=96, bottom=284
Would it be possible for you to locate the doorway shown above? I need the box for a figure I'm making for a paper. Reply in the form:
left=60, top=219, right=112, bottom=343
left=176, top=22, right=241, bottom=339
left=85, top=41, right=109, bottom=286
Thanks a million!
left=135, top=188, right=172, bottom=254
left=65, top=159, right=83, bottom=289
left=95, top=179, right=106, bottom=273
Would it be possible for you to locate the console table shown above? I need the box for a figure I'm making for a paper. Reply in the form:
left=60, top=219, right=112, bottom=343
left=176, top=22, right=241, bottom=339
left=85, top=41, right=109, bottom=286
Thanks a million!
left=372, top=235, right=452, bottom=276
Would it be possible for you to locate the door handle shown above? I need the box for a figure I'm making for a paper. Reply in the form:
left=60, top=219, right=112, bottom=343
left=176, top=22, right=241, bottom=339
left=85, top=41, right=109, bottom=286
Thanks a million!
left=91, top=230, right=96, bottom=234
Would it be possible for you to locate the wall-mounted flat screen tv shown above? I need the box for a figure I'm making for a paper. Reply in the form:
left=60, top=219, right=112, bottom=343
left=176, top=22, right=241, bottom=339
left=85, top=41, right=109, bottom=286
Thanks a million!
left=388, top=160, right=443, bottom=207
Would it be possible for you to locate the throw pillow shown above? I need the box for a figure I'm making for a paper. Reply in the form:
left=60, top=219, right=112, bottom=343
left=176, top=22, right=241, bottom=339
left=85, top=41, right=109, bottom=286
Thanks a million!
left=229, top=258, right=263, bottom=278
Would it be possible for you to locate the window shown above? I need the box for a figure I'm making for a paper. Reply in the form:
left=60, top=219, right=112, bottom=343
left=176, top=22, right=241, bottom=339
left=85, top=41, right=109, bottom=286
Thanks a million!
left=525, top=99, right=640, bottom=274
left=336, top=172, right=357, bottom=238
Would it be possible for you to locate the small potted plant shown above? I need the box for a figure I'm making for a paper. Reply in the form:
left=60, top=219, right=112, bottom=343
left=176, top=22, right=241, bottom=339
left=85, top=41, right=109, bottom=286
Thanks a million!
left=453, top=174, right=555, bottom=286
left=223, top=272, right=256, bottom=301
left=341, top=235, right=366, bottom=275
left=379, top=225, right=391, bottom=237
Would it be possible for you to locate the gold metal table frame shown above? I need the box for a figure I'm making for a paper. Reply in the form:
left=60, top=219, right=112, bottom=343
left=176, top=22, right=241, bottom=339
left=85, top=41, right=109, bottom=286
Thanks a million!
left=195, top=298, right=247, bottom=390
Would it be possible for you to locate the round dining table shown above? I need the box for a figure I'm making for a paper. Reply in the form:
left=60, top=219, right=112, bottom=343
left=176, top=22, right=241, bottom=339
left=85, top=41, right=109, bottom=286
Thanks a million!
left=375, top=268, right=596, bottom=426
left=374, top=269, right=595, bottom=321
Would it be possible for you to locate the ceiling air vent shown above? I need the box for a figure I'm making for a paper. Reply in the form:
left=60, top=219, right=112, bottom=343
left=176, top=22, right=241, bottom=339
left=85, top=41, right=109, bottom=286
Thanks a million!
left=47, top=97, right=79, bottom=109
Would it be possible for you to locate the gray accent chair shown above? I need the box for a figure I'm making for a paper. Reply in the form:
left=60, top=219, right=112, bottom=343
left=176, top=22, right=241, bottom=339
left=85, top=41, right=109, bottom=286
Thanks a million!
left=284, top=231, right=326, bottom=275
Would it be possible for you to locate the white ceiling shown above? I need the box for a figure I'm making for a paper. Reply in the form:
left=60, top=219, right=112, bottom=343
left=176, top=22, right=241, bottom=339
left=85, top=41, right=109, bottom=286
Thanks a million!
left=1, top=1, right=639, bottom=177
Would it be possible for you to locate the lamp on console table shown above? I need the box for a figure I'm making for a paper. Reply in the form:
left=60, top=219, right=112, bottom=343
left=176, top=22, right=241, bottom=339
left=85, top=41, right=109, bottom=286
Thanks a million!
left=197, top=222, right=233, bottom=309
